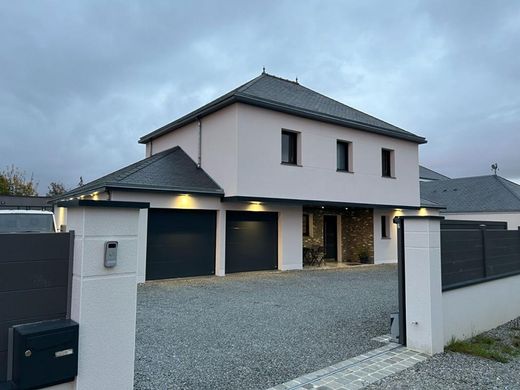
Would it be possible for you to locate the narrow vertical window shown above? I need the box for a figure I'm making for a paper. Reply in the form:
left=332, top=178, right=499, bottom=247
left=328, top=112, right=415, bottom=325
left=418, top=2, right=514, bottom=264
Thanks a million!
left=381, top=215, right=390, bottom=238
left=337, top=141, right=351, bottom=171
left=382, top=149, right=393, bottom=177
left=303, top=214, right=310, bottom=236
left=282, top=130, right=298, bottom=164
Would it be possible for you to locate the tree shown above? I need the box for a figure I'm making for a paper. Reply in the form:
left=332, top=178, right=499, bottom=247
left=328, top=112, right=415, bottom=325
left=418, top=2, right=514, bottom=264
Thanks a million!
left=47, top=182, right=66, bottom=197
left=0, top=165, right=38, bottom=196
left=0, top=175, right=8, bottom=194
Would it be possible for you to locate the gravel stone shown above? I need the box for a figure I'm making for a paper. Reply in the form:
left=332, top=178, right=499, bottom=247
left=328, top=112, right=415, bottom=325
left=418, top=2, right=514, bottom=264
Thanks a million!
left=365, top=318, right=520, bottom=390
left=134, top=265, right=398, bottom=390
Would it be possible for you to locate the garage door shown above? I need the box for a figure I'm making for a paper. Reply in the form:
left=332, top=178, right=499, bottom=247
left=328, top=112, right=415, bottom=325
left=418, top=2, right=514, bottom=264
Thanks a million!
left=146, top=209, right=216, bottom=280
left=225, top=211, right=278, bottom=273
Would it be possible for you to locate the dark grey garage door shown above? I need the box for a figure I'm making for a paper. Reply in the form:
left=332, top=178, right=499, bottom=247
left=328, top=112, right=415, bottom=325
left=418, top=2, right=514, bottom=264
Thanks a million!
left=146, top=209, right=216, bottom=280
left=225, top=211, right=278, bottom=273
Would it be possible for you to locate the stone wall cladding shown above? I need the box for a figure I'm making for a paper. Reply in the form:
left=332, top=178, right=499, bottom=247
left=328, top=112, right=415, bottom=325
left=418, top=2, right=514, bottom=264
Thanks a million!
left=303, top=207, right=374, bottom=263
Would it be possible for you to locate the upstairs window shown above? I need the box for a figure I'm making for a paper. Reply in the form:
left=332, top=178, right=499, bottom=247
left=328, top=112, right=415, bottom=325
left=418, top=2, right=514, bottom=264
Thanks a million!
left=337, top=141, right=352, bottom=172
left=282, top=130, right=298, bottom=165
left=382, top=149, right=394, bottom=177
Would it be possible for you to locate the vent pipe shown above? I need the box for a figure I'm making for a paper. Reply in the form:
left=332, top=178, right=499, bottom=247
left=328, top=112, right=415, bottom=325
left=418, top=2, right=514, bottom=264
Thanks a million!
left=197, top=118, right=202, bottom=168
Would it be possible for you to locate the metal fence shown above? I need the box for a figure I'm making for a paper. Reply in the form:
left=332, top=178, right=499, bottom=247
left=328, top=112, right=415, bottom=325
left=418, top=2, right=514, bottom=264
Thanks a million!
left=441, top=227, right=520, bottom=290
left=0, top=232, right=74, bottom=384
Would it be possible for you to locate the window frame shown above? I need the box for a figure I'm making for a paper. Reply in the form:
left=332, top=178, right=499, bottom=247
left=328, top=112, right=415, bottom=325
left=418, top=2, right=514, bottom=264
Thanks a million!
left=382, top=148, right=395, bottom=178
left=336, top=140, right=352, bottom=172
left=281, top=130, right=299, bottom=165
left=381, top=215, right=390, bottom=239
left=303, top=213, right=310, bottom=236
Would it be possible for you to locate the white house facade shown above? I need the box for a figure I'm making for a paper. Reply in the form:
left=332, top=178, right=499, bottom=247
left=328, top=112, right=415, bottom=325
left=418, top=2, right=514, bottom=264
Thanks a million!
left=56, top=72, right=437, bottom=283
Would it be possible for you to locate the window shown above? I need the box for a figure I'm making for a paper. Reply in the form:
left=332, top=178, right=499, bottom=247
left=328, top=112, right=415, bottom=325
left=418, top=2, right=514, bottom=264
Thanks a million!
left=303, top=214, right=310, bottom=236
left=382, top=149, right=394, bottom=177
left=337, top=141, right=351, bottom=171
left=381, top=215, right=390, bottom=238
left=282, top=130, right=298, bottom=164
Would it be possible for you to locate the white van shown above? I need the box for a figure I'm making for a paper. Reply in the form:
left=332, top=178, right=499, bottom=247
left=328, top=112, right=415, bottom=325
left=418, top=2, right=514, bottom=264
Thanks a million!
left=0, top=210, right=57, bottom=233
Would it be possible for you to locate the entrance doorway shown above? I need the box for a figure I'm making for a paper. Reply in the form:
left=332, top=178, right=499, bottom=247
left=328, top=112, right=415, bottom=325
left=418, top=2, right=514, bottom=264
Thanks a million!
left=323, top=215, right=338, bottom=260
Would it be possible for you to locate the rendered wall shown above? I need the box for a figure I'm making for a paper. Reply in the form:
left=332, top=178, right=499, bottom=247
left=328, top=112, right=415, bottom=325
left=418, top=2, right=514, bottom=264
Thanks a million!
left=373, top=208, right=441, bottom=264
left=146, top=104, right=240, bottom=196
left=236, top=104, right=421, bottom=206
left=403, top=217, right=444, bottom=355
left=443, top=274, right=520, bottom=343
left=444, top=212, right=520, bottom=231
left=110, top=191, right=302, bottom=281
left=66, top=206, right=141, bottom=390
left=144, top=102, right=421, bottom=206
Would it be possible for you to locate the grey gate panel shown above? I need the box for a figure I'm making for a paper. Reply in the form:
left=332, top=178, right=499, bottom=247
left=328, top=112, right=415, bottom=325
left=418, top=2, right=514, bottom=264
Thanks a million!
left=0, top=232, right=74, bottom=384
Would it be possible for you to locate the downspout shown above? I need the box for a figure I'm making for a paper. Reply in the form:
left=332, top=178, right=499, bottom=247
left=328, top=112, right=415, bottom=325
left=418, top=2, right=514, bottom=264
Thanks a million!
left=197, top=117, right=202, bottom=168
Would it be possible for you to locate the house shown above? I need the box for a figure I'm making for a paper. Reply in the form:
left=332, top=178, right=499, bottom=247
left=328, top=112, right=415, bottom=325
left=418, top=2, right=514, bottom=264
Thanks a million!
left=56, top=72, right=438, bottom=282
left=421, top=174, right=520, bottom=230
left=419, top=165, right=449, bottom=182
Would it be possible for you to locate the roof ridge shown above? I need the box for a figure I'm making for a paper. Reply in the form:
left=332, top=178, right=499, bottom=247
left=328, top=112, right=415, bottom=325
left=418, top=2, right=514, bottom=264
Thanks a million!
left=236, top=73, right=269, bottom=93
left=495, top=175, right=520, bottom=202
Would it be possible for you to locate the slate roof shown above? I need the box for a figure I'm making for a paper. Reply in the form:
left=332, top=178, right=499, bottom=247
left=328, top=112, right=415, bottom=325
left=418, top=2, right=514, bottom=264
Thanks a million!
left=139, top=72, right=426, bottom=144
left=419, top=165, right=450, bottom=181
left=420, top=197, right=444, bottom=209
left=420, top=175, right=520, bottom=213
left=58, top=147, right=224, bottom=199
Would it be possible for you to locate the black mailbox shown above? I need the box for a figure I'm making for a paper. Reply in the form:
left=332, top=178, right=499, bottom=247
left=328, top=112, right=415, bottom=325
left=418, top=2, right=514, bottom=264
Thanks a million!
left=7, top=319, right=79, bottom=390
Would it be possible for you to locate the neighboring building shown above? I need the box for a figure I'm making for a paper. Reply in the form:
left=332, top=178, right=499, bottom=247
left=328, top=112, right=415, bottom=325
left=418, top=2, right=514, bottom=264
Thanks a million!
left=421, top=175, right=520, bottom=230
left=57, top=72, right=437, bottom=282
left=0, top=195, right=52, bottom=211
left=419, top=165, right=449, bottom=182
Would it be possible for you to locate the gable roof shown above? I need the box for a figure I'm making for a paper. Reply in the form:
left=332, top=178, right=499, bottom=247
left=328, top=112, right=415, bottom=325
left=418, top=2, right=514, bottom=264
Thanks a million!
left=419, top=165, right=450, bottom=181
left=57, top=147, right=224, bottom=199
left=420, top=175, right=520, bottom=213
left=139, top=72, right=427, bottom=144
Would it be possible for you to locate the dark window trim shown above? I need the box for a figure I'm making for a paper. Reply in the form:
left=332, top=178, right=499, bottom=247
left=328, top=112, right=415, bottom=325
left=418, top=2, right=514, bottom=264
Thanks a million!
left=382, top=148, right=394, bottom=178
left=336, top=140, right=352, bottom=173
left=281, top=130, right=299, bottom=165
left=381, top=215, right=390, bottom=238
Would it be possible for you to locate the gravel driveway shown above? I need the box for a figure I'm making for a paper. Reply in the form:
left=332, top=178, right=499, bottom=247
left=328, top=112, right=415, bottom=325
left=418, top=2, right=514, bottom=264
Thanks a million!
left=134, top=264, right=398, bottom=390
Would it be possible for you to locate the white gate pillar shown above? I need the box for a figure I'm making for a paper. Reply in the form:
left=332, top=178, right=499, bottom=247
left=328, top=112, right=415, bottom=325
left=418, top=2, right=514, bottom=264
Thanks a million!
left=59, top=199, right=149, bottom=390
left=401, top=216, right=444, bottom=355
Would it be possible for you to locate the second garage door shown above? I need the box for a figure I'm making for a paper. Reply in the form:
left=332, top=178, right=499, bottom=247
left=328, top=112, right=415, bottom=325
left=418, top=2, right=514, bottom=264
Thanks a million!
left=225, top=211, right=278, bottom=273
left=146, top=209, right=216, bottom=280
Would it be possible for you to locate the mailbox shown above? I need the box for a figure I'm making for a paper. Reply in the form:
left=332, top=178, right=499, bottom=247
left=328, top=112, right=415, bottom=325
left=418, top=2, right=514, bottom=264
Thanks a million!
left=7, top=319, right=79, bottom=390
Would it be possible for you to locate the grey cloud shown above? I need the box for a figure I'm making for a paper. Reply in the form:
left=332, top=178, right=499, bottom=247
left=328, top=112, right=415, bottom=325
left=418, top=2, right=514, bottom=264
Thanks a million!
left=1, top=0, right=519, bottom=194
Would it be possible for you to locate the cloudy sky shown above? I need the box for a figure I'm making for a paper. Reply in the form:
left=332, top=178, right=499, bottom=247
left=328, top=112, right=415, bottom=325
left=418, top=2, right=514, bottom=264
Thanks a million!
left=1, top=0, right=519, bottom=194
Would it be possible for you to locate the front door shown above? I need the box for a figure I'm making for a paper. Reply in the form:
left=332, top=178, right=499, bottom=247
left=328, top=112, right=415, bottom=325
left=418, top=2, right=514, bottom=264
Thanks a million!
left=323, top=215, right=337, bottom=260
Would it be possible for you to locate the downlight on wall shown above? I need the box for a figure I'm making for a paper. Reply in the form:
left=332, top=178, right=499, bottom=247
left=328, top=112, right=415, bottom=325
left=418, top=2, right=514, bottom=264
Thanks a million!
left=247, top=201, right=264, bottom=212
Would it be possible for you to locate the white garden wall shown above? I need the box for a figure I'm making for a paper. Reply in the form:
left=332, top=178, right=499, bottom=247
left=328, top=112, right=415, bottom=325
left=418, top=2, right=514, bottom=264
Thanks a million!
left=443, top=274, right=520, bottom=343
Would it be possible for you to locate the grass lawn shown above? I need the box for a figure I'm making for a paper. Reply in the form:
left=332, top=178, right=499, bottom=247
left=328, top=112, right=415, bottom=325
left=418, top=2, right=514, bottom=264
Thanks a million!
left=446, top=326, right=520, bottom=363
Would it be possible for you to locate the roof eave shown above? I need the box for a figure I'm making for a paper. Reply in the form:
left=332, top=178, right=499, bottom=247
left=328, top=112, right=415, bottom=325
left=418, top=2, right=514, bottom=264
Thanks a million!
left=139, top=94, right=427, bottom=145
left=104, top=184, right=224, bottom=196
left=235, top=95, right=427, bottom=144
